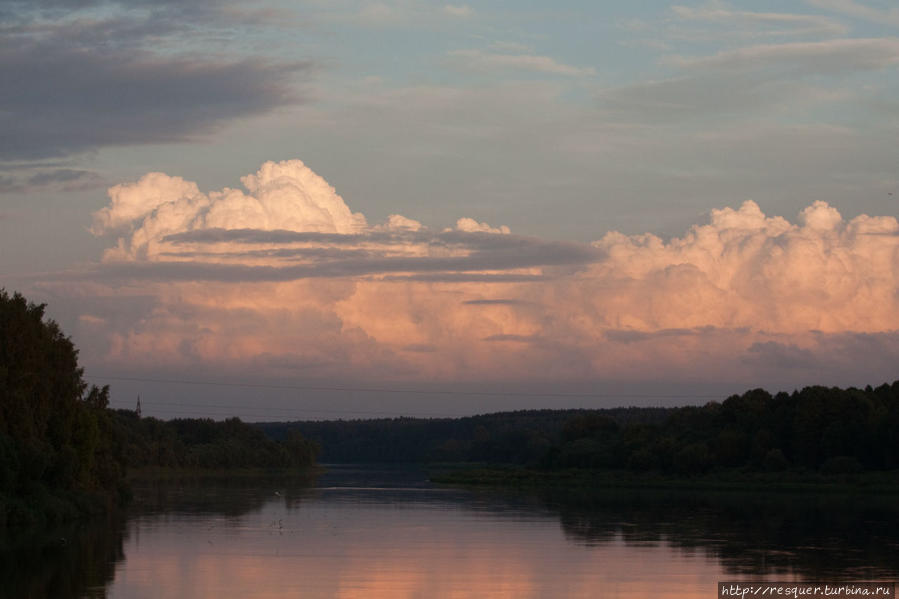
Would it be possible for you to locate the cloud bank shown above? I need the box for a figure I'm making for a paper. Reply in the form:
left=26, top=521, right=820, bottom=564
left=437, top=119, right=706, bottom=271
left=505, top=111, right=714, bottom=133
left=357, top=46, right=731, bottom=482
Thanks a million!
left=54, top=159, right=899, bottom=388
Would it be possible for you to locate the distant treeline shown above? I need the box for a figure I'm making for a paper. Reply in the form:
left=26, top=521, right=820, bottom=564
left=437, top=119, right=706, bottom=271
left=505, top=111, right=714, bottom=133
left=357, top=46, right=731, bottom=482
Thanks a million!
left=112, top=411, right=319, bottom=471
left=259, top=407, right=670, bottom=464
left=545, top=384, right=899, bottom=475
left=0, top=290, right=318, bottom=527
left=264, top=383, right=899, bottom=475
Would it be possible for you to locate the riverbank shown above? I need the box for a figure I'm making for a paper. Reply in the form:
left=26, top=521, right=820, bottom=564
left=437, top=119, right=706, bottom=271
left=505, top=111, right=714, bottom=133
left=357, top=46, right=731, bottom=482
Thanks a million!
left=126, top=465, right=324, bottom=481
left=0, top=484, right=125, bottom=529
left=429, top=465, right=899, bottom=493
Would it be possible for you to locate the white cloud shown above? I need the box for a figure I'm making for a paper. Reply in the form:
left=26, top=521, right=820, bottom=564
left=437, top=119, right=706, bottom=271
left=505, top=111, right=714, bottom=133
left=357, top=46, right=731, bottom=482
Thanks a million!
left=92, top=160, right=367, bottom=259
left=447, top=49, right=595, bottom=77
left=92, top=173, right=202, bottom=235
left=666, top=38, right=899, bottom=73
left=63, top=162, right=899, bottom=387
left=450, top=217, right=510, bottom=234
left=671, top=5, right=848, bottom=37
left=806, top=0, right=899, bottom=27
left=490, top=41, right=532, bottom=53
left=443, top=4, right=473, bottom=18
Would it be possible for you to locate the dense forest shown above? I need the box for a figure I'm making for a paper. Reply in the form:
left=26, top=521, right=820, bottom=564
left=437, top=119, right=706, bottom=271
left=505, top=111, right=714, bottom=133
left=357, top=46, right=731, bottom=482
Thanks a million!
left=260, top=407, right=670, bottom=464
left=0, top=290, right=318, bottom=527
left=112, top=411, right=318, bottom=471
left=543, top=383, right=899, bottom=475
left=0, top=290, right=125, bottom=526
left=269, top=383, right=899, bottom=476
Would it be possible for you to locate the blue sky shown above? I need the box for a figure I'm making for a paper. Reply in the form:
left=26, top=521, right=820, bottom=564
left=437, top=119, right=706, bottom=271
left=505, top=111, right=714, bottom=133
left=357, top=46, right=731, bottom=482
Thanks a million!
left=3, top=0, right=898, bottom=270
left=2, top=1, right=898, bottom=417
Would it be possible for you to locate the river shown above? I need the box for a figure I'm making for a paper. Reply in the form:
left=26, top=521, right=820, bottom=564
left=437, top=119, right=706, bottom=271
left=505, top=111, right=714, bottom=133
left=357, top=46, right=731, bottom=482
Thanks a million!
left=2, top=465, right=897, bottom=598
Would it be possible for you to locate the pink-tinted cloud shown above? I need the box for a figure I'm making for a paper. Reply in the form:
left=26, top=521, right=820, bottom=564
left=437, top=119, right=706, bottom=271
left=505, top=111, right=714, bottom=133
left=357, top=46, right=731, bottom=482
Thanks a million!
left=62, top=159, right=899, bottom=388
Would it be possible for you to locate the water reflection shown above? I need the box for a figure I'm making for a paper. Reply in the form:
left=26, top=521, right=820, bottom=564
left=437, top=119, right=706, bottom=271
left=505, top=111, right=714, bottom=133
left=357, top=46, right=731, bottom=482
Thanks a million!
left=536, top=487, right=899, bottom=579
left=1, top=467, right=897, bottom=598
left=0, top=514, right=125, bottom=599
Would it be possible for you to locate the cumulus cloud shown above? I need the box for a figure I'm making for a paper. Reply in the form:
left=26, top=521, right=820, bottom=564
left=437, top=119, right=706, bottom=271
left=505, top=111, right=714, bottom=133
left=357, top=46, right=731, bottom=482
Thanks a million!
left=57, top=160, right=899, bottom=387
left=93, top=160, right=367, bottom=259
left=451, top=217, right=511, bottom=234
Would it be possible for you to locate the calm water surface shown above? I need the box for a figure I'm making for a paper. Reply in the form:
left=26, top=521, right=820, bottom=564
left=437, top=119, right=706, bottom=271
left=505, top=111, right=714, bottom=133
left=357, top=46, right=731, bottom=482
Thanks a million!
left=2, top=465, right=898, bottom=598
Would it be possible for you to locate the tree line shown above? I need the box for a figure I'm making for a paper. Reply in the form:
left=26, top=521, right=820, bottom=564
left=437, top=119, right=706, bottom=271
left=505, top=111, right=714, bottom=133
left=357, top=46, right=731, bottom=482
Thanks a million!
left=112, top=411, right=318, bottom=471
left=274, top=384, right=899, bottom=476
left=545, top=384, right=899, bottom=475
left=0, top=290, right=317, bottom=527
left=260, top=407, right=670, bottom=464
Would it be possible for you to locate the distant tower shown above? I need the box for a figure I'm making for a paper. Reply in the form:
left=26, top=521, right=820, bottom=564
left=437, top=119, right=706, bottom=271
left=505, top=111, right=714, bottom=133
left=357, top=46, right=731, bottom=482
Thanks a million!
left=136, top=395, right=142, bottom=418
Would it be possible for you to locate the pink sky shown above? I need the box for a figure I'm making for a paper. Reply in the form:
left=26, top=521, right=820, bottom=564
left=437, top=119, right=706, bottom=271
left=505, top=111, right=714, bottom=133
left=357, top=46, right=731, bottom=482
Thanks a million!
left=27, top=159, right=899, bottom=417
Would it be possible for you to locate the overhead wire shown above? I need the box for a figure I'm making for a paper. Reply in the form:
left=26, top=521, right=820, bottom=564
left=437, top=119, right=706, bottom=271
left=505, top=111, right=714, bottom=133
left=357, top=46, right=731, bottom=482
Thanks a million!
left=85, top=374, right=724, bottom=400
left=88, top=373, right=727, bottom=420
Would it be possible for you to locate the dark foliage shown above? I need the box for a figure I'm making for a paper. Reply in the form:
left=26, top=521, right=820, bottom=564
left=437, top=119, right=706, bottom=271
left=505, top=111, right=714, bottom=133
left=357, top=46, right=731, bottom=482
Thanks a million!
left=0, top=290, right=126, bottom=526
left=259, top=407, right=670, bottom=464
left=112, top=411, right=319, bottom=471
left=0, top=289, right=319, bottom=528
left=264, top=384, right=899, bottom=477
left=539, top=384, right=899, bottom=475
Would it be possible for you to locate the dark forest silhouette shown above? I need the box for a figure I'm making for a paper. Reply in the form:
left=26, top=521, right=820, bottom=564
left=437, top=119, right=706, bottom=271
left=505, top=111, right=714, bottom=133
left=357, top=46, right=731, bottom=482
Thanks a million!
left=4, top=288, right=898, bottom=525
left=0, top=290, right=317, bottom=527
left=270, top=383, right=899, bottom=477
left=0, top=290, right=125, bottom=526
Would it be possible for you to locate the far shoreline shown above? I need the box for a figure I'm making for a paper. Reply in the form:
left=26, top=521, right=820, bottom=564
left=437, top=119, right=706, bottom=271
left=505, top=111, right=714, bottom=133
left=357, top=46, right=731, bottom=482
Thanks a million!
left=429, top=465, right=899, bottom=494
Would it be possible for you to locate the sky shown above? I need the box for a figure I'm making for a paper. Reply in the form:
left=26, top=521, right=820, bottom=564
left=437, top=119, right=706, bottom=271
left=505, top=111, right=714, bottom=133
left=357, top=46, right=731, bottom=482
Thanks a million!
left=1, top=0, right=898, bottom=419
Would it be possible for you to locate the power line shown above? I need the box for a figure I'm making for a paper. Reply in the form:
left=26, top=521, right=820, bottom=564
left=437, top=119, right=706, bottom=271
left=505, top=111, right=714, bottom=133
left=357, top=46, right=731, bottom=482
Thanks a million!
left=111, top=398, right=460, bottom=419
left=86, top=374, right=724, bottom=400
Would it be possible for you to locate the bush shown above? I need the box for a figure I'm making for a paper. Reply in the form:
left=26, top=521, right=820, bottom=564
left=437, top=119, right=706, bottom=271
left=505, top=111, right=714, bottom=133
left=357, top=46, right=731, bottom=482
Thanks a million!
left=763, top=448, right=789, bottom=472
left=820, top=456, right=862, bottom=475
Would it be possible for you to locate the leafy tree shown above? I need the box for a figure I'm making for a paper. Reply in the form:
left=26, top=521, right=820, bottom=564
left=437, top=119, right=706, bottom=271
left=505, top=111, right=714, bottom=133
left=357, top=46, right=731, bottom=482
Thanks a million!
left=0, top=290, right=125, bottom=525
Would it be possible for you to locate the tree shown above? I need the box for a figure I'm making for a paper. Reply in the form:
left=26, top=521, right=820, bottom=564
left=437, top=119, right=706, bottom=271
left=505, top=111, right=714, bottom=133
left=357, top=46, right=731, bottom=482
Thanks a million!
left=0, top=290, right=125, bottom=523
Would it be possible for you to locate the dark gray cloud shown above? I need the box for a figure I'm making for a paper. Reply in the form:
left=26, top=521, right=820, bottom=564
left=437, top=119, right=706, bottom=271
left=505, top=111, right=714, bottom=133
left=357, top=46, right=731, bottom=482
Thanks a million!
left=401, top=344, right=437, bottom=353
left=31, top=168, right=104, bottom=190
left=0, top=38, right=307, bottom=159
left=600, top=38, right=899, bottom=123
left=383, top=273, right=548, bottom=283
left=0, top=174, right=19, bottom=193
left=164, top=229, right=600, bottom=267
left=164, top=229, right=393, bottom=245
left=67, top=261, right=554, bottom=284
left=85, top=234, right=594, bottom=282
left=482, top=334, right=542, bottom=343
left=604, top=327, right=698, bottom=344
left=0, top=1, right=310, bottom=161
left=133, top=229, right=600, bottom=282
left=462, top=299, right=528, bottom=306
left=599, top=73, right=797, bottom=122
left=0, top=167, right=104, bottom=192
left=744, top=340, right=817, bottom=370
left=0, top=0, right=244, bottom=29
left=161, top=247, right=373, bottom=261
left=604, top=326, right=745, bottom=344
